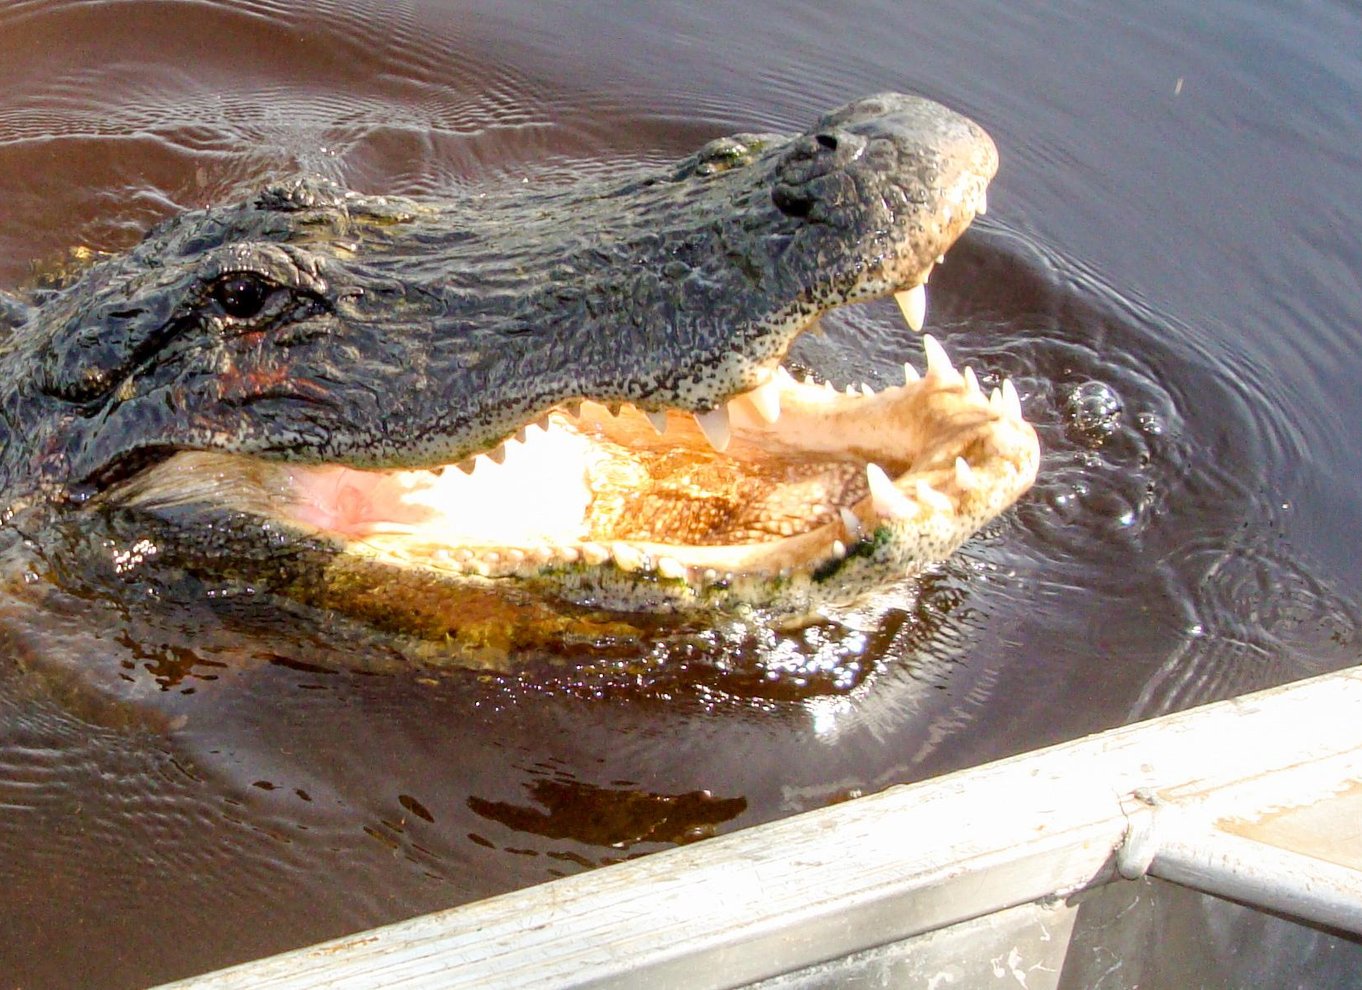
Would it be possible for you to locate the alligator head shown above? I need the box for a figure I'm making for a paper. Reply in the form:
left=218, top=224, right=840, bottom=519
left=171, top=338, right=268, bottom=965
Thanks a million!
left=0, top=93, right=1037, bottom=655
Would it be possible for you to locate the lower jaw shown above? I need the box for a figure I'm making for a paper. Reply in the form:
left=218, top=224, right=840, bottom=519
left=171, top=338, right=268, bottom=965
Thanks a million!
left=101, top=334, right=1038, bottom=658
left=258, top=514, right=915, bottom=670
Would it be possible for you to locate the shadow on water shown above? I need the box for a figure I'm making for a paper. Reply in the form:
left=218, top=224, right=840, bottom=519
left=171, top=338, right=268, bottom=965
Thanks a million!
left=2, top=1, right=1361, bottom=987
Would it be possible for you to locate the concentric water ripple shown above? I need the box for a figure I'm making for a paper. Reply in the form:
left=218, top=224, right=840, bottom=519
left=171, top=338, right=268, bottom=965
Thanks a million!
left=3, top=0, right=1362, bottom=985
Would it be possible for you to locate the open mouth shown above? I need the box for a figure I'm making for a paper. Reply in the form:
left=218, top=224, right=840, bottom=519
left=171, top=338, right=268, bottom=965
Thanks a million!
left=94, top=91, right=1037, bottom=619
left=116, top=282, right=1038, bottom=616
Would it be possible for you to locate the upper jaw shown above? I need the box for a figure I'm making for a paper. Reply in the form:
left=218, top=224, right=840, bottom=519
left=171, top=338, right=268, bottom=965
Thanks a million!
left=45, top=93, right=999, bottom=505
left=406, top=95, right=999, bottom=466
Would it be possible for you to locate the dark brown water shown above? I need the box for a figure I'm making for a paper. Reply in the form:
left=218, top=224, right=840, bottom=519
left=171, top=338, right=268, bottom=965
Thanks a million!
left=2, top=1, right=1361, bottom=987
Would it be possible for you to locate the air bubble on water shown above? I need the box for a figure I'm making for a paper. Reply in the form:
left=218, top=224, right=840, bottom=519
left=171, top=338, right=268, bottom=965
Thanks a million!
left=1063, top=380, right=1123, bottom=441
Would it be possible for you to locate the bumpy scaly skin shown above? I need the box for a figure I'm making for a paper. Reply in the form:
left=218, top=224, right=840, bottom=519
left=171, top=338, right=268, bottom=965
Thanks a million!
left=1, top=93, right=994, bottom=502
left=0, top=94, right=1026, bottom=645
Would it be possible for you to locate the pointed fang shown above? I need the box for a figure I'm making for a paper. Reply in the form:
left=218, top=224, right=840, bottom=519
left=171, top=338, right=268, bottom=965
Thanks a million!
left=645, top=409, right=669, bottom=434
left=694, top=407, right=731, bottom=452
left=894, top=283, right=927, bottom=332
left=746, top=379, right=782, bottom=423
left=1002, top=379, right=1023, bottom=419
left=922, top=333, right=961, bottom=383
left=866, top=463, right=918, bottom=519
left=955, top=456, right=977, bottom=490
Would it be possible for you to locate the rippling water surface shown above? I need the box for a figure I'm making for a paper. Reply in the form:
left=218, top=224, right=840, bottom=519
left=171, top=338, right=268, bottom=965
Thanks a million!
left=2, top=1, right=1361, bottom=986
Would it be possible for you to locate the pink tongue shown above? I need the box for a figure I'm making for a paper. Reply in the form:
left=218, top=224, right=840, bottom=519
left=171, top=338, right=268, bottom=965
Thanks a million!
left=286, top=465, right=434, bottom=538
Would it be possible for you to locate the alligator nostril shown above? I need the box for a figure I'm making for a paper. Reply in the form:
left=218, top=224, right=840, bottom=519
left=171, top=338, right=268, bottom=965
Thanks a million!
left=814, top=133, right=839, bottom=151
left=772, top=184, right=815, bottom=218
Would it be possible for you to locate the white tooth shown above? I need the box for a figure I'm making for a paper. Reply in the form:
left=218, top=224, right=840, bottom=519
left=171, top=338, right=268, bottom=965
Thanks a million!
left=989, top=387, right=1004, bottom=413
left=831, top=540, right=847, bottom=559
left=922, top=333, right=961, bottom=383
left=838, top=506, right=863, bottom=541
left=580, top=542, right=610, bottom=566
left=535, top=415, right=551, bottom=431
left=1002, top=379, right=1023, bottom=419
left=656, top=556, right=687, bottom=581
left=955, top=456, right=977, bottom=490
left=611, top=543, right=646, bottom=572
left=963, top=366, right=981, bottom=394
left=457, top=457, right=477, bottom=475
left=747, top=378, right=782, bottom=423
left=776, top=366, right=797, bottom=384
left=866, top=463, right=918, bottom=519
left=513, top=427, right=528, bottom=443
left=485, top=445, right=507, bottom=465
left=936, top=253, right=946, bottom=265
left=645, top=409, right=669, bottom=434
left=915, top=479, right=954, bottom=512
left=903, top=362, right=921, bottom=383
left=694, top=406, right=731, bottom=452
left=977, top=190, right=988, bottom=216
left=860, top=382, right=876, bottom=397
left=894, top=284, right=927, bottom=332
left=845, top=383, right=858, bottom=397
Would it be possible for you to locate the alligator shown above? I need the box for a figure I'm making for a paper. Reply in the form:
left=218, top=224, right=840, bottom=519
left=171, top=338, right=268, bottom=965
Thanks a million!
left=0, top=93, right=1038, bottom=664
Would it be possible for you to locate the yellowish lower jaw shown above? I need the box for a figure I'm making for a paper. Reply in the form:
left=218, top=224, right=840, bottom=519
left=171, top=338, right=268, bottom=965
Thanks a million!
left=208, top=330, right=1036, bottom=611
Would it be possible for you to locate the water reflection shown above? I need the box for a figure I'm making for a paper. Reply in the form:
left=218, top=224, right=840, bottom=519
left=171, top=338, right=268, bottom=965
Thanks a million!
left=3, top=0, right=1362, bottom=987
left=468, top=779, right=747, bottom=851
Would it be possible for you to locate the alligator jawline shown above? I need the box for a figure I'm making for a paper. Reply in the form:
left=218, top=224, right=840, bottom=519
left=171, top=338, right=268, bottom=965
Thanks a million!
left=112, top=309, right=1038, bottom=614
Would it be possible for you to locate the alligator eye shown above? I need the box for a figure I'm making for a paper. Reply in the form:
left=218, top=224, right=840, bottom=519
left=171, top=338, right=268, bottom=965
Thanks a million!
left=211, top=274, right=273, bottom=320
